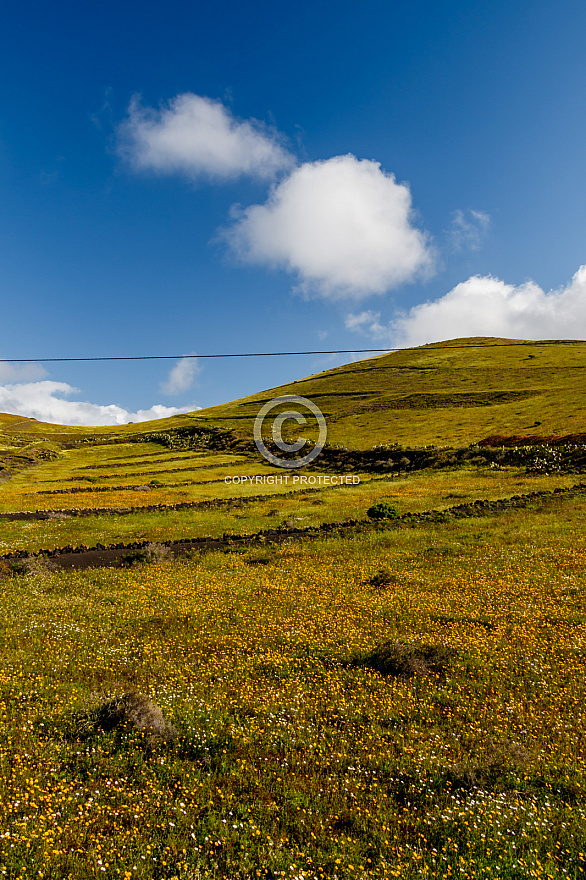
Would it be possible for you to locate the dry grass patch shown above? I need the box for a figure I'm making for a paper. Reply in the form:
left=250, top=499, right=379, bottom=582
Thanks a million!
left=367, top=567, right=401, bottom=589
left=5, top=555, right=59, bottom=577
left=355, top=639, right=452, bottom=679
left=245, top=548, right=279, bottom=566
left=446, top=737, right=533, bottom=792
left=120, top=541, right=173, bottom=566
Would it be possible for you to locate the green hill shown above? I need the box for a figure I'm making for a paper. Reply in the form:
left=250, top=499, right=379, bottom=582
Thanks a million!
left=1, top=336, right=585, bottom=449
left=183, top=336, right=586, bottom=448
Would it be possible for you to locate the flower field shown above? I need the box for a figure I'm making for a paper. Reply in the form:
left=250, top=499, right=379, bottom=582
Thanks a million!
left=1, top=493, right=586, bottom=878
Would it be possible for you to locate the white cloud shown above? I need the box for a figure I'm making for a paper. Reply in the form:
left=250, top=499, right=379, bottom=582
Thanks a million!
left=117, top=93, right=294, bottom=181
left=225, top=154, right=435, bottom=300
left=346, top=266, right=586, bottom=347
left=0, top=380, right=197, bottom=426
left=449, top=209, right=490, bottom=251
left=0, top=361, right=47, bottom=383
left=345, top=310, right=385, bottom=335
left=160, top=355, right=200, bottom=395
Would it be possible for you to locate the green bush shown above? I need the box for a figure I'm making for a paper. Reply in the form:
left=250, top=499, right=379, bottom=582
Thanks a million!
left=367, top=501, right=399, bottom=520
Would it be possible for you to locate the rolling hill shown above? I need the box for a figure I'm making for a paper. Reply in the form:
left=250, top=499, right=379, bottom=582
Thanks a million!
left=1, top=336, right=585, bottom=450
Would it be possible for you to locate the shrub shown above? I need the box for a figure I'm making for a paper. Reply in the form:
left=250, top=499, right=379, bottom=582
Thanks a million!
left=121, top=543, right=173, bottom=567
left=368, top=567, right=398, bottom=588
left=355, top=640, right=451, bottom=679
left=367, top=501, right=399, bottom=520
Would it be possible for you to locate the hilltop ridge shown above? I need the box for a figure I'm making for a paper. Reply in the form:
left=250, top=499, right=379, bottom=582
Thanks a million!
left=1, top=336, right=584, bottom=448
left=172, top=336, right=586, bottom=447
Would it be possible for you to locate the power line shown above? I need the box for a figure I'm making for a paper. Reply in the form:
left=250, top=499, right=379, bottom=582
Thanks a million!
left=2, top=339, right=585, bottom=364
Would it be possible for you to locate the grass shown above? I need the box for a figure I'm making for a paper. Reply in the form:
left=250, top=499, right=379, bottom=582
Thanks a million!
left=1, top=335, right=586, bottom=878
left=1, top=497, right=586, bottom=878
left=185, top=336, right=586, bottom=448
left=0, top=465, right=580, bottom=555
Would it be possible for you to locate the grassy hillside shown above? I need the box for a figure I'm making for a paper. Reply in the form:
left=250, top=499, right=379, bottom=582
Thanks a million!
left=196, top=337, right=586, bottom=448
left=2, top=337, right=585, bottom=450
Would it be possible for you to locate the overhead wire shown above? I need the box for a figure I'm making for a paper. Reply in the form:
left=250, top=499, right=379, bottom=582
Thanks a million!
left=2, top=339, right=585, bottom=364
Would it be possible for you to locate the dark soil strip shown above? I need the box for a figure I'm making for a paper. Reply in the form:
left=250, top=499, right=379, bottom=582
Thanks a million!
left=479, top=433, right=586, bottom=447
left=2, top=482, right=585, bottom=572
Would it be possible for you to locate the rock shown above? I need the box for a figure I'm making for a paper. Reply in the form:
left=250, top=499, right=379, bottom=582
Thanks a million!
left=84, top=692, right=179, bottom=746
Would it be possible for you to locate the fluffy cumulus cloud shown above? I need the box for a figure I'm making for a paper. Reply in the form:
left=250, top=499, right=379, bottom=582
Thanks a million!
left=345, top=266, right=586, bottom=346
left=160, top=355, right=200, bottom=395
left=0, top=380, right=196, bottom=426
left=117, top=93, right=294, bottom=181
left=225, top=154, right=435, bottom=300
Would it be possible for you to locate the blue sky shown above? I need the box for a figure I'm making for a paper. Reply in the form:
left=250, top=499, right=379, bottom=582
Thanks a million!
left=1, top=0, right=586, bottom=425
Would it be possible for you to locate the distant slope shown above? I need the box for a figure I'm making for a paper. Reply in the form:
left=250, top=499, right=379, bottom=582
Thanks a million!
left=189, top=336, right=586, bottom=447
left=1, top=337, right=585, bottom=448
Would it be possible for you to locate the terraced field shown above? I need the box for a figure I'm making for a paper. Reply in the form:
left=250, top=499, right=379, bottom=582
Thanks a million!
left=1, top=430, right=583, bottom=558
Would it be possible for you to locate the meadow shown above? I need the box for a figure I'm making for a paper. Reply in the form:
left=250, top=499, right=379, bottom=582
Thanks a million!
left=1, top=337, right=585, bottom=878
left=0, top=448, right=580, bottom=556
left=1, top=491, right=586, bottom=879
